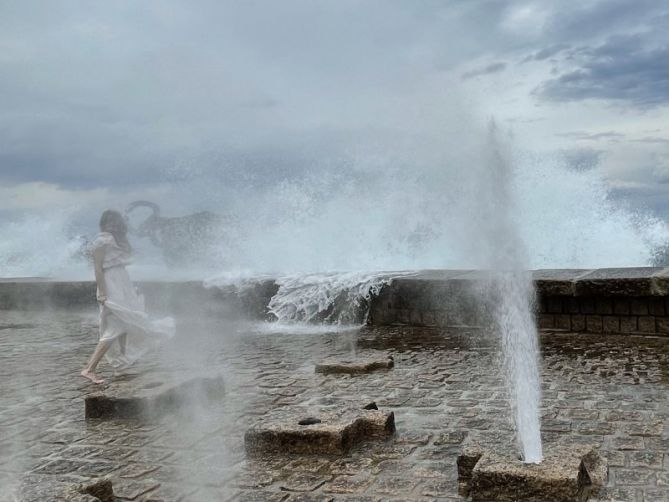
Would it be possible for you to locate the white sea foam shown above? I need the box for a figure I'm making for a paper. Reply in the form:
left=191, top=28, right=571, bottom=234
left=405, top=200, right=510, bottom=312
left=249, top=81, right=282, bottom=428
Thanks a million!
left=3, top=126, right=665, bottom=465
left=267, top=271, right=413, bottom=324
left=205, top=270, right=414, bottom=326
left=1, top=141, right=667, bottom=279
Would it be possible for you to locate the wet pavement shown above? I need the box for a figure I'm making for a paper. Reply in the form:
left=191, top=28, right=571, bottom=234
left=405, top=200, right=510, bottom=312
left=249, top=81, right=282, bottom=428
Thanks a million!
left=1, top=310, right=668, bottom=501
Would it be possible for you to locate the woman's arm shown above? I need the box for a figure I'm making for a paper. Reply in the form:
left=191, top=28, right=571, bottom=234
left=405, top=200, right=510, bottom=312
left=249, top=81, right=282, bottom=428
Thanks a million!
left=93, top=246, right=107, bottom=303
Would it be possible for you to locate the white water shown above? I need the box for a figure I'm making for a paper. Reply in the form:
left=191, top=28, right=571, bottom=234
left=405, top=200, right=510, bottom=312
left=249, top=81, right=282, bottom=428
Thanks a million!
left=478, top=125, right=543, bottom=462
left=2, top=131, right=667, bottom=464
left=494, top=272, right=543, bottom=462
left=206, top=271, right=413, bottom=326
left=1, top=138, right=668, bottom=280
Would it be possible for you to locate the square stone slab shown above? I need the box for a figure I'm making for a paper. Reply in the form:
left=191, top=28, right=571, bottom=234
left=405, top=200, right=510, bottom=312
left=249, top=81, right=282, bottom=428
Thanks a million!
left=532, top=269, right=593, bottom=296
left=574, top=267, right=665, bottom=297
left=315, top=355, right=394, bottom=375
left=458, top=444, right=607, bottom=502
left=245, top=406, right=395, bottom=456
left=19, top=476, right=114, bottom=502
left=85, top=372, right=225, bottom=419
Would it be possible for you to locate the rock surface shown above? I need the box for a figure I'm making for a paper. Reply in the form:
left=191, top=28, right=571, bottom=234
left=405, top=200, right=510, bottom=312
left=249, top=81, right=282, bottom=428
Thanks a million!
left=575, top=268, right=667, bottom=297
left=85, top=372, right=225, bottom=419
left=458, top=444, right=608, bottom=502
left=245, top=406, right=395, bottom=456
left=314, top=355, right=394, bottom=375
left=2, top=311, right=666, bottom=500
left=19, top=477, right=113, bottom=502
left=532, top=269, right=593, bottom=296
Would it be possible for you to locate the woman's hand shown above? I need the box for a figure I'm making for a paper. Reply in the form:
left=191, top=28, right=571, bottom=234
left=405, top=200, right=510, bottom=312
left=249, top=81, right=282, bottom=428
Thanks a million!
left=97, top=294, right=107, bottom=305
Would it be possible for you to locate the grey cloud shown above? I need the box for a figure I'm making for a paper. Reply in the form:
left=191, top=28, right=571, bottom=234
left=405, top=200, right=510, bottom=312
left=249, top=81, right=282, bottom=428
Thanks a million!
left=557, top=131, right=625, bottom=142
left=609, top=183, right=669, bottom=217
left=558, top=148, right=603, bottom=171
left=633, top=137, right=669, bottom=145
left=461, top=62, right=507, bottom=80
left=0, top=0, right=667, bottom=221
left=535, top=34, right=669, bottom=107
left=544, top=0, right=668, bottom=46
left=521, top=44, right=570, bottom=63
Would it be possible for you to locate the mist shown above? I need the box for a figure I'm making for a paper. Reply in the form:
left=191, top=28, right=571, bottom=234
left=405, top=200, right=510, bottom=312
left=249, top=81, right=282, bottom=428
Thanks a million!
left=1, top=118, right=667, bottom=280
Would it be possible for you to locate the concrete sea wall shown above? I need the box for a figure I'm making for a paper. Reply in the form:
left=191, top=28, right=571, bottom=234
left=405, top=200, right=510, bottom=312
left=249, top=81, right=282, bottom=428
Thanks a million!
left=0, top=278, right=278, bottom=320
left=2, top=268, right=669, bottom=335
left=367, top=268, right=669, bottom=335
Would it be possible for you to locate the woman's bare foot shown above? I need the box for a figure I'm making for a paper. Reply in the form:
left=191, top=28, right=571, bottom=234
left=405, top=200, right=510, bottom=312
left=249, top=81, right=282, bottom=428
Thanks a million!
left=80, top=369, right=105, bottom=384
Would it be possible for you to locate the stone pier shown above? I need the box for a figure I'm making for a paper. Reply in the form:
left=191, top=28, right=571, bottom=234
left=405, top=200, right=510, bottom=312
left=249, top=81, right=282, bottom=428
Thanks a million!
left=1, top=310, right=668, bottom=500
left=3, top=268, right=669, bottom=335
left=367, top=267, right=669, bottom=335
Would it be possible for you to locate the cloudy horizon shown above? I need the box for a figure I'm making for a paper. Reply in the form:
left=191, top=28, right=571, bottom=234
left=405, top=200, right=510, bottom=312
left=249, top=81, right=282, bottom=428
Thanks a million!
left=0, top=0, right=668, bottom=275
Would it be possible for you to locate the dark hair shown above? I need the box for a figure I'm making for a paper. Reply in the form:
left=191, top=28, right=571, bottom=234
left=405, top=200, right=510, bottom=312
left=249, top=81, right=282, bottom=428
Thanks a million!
left=99, top=210, right=131, bottom=252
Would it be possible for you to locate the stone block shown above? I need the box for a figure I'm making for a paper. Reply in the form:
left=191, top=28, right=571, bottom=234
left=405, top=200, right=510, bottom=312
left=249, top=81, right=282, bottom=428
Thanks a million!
left=554, top=315, right=571, bottom=331
left=613, top=299, right=629, bottom=315
left=19, top=476, right=114, bottom=502
left=601, top=316, right=620, bottom=333
left=457, top=442, right=484, bottom=482
left=244, top=406, right=395, bottom=456
left=409, top=309, right=423, bottom=326
left=0, top=280, right=96, bottom=310
left=396, top=309, right=410, bottom=324
left=595, top=298, right=613, bottom=315
left=637, top=316, right=656, bottom=334
left=532, top=269, right=592, bottom=296
left=421, top=310, right=437, bottom=326
left=435, top=310, right=450, bottom=326
left=575, top=268, right=661, bottom=297
left=85, top=372, right=225, bottom=420
left=586, top=316, right=603, bottom=333
left=571, top=315, right=586, bottom=332
left=547, top=297, right=563, bottom=314
left=629, top=298, right=649, bottom=315
left=564, top=297, right=580, bottom=314
left=458, top=445, right=607, bottom=502
left=648, top=297, right=666, bottom=316
left=657, top=317, right=669, bottom=335
left=538, top=314, right=554, bottom=330
left=315, top=355, right=394, bottom=375
left=580, top=298, right=595, bottom=314
left=651, top=267, right=669, bottom=295
left=619, top=317, right=637, bottom=333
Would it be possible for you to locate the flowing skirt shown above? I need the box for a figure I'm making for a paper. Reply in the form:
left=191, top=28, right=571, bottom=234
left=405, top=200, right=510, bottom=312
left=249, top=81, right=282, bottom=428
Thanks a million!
left=99, top=266, right=175, bottom=368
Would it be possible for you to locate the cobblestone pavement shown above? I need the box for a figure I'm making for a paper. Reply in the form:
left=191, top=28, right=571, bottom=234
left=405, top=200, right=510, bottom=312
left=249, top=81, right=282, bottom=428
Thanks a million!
left=1, top=310, right=668, bottom=501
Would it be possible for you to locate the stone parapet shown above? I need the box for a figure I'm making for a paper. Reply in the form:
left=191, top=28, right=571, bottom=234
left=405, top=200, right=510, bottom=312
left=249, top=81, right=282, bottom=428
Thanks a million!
left=84, top=372, right=225, bottom=420
left=0, top=280, right=95, bottom=310
left=0, top=278, right=278, bottom=318
left=244, top=405, right=396, bottom=456
left=3, top=268, right=669, bottom=335
left=367, top=268, right=669, bottom=336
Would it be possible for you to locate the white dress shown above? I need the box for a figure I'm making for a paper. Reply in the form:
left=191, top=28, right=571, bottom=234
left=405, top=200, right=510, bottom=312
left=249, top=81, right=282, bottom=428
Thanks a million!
left=91, top=232, right=175, bottom=368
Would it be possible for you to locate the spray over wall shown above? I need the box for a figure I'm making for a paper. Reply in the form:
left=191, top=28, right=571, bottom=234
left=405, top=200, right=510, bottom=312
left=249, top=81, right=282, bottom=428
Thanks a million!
left=1, top=121, right=668, bottom=280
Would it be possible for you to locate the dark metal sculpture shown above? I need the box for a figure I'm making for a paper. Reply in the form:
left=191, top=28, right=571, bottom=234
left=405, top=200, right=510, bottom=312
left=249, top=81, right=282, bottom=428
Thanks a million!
left=125, top=201, right=228, bottom=265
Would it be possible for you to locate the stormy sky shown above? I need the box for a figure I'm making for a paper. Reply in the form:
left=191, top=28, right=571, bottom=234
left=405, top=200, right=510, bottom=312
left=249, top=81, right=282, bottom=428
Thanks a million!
left=1, top=0, right=668, bottom=218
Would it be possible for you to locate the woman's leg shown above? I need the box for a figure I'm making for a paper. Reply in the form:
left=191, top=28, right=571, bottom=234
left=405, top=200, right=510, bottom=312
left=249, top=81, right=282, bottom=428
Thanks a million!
left=81, top=339, right=113, bottom=384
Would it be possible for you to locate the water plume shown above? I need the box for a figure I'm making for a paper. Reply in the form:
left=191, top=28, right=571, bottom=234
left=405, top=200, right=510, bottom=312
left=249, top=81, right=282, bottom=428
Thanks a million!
left=476, top=122, right=543, bottom=463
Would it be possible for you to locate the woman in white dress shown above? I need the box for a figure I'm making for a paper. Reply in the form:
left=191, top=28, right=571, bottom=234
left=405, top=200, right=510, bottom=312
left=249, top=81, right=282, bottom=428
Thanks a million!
left=81, top=210, right=175, bottom=384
